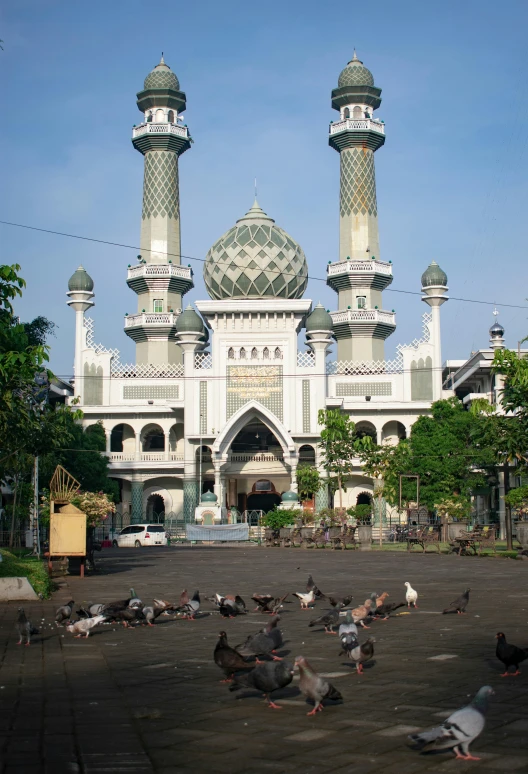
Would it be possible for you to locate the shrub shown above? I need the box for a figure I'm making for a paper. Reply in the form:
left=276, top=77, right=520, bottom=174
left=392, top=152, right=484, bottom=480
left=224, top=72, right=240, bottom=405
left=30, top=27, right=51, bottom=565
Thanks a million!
left=261, top=507, right=303, bottom=530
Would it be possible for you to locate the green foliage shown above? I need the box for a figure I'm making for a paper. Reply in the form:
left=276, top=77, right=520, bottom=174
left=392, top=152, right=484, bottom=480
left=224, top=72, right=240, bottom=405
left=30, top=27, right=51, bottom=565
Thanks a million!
left=0, top=548, right=54, bottom=598
left=317, top=408, right=372, bottom=509
left=296, top=465, right=321, bottom=501
left=488, top=349, right=528, bottom=470
left=347, top=503, right=372, bottom=524
left=261, top=507, right=302, bottom=530
left=505, top=485, right=528, bottom=517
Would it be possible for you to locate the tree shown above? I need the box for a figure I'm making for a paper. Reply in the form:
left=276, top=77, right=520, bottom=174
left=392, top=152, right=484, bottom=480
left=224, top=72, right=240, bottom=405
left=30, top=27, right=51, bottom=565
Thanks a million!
left=317, top=409, right=371, bottom=512
left=296, top=465, right=321, bottom=503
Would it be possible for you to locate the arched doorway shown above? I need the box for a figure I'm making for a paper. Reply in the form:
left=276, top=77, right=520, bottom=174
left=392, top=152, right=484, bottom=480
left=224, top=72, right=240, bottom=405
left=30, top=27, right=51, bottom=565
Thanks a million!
left=146, top=494, right=164, bottom=522
left=230, top=420, right=282, bottom=455
left=356, top=491, right=372, bottom=506
left=246, top=480, right=281, bottom=513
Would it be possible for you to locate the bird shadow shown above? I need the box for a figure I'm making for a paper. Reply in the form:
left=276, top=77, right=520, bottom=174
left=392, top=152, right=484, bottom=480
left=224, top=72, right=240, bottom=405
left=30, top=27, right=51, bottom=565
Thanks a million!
left=234, top=685, right=301, bottom=701
left=340, top=659, right=377, bottom=671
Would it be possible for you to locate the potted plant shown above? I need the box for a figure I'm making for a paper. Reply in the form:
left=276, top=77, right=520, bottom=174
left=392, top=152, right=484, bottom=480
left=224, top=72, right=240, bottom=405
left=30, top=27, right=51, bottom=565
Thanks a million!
left=435, top=495, right=470, bottom=541
left=505, top=486, right=528, bottom=548
left=348, top=504, right=373, bottom=550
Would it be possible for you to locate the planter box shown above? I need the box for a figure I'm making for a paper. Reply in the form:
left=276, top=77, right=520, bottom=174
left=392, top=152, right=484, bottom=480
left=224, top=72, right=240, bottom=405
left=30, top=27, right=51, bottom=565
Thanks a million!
left=357, top=524, right=372, bottom=551
left=516, top=523, right=528, bottom=549
left=446, top=522, right=469, bottom=542
left=300, top=527, right=314, bottom=539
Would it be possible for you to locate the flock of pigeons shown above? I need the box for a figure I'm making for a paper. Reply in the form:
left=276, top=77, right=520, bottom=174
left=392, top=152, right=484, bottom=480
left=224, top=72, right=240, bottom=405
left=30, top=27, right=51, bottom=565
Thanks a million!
left=14, top=576, right=528, bottom=762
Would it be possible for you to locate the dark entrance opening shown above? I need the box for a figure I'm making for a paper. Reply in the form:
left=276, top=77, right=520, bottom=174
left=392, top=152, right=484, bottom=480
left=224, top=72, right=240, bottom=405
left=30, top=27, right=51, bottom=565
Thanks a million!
left=146, top=494, right=164, bottom=522
left=356, top=492, right=372, bottom=506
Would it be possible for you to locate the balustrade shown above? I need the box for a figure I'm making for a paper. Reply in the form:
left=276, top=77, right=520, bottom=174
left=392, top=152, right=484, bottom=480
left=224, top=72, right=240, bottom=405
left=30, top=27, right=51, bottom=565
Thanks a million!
left=329, top=118, right=385, bottom=135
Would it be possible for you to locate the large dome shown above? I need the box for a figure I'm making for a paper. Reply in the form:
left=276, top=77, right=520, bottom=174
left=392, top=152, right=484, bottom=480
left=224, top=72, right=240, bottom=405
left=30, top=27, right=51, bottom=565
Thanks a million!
left=144, top=55, right=180, bottom=91
left=338, top=51, right=375, bottom=88
left=203, top=200, right=308, bottom=300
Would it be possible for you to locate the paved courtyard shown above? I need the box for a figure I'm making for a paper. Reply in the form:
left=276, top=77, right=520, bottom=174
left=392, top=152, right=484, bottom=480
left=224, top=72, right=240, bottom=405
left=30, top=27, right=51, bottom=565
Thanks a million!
left=1, top=546, right=528, bottom=773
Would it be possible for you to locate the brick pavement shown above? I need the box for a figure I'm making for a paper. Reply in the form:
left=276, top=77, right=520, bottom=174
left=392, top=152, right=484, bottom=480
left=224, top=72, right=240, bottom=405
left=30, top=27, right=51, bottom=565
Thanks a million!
left=1, top=546, right=528, bottom=773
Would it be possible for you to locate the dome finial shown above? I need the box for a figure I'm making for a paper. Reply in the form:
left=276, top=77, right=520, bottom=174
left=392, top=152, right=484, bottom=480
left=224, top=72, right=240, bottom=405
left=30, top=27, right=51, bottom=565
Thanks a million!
left=160, top=52, right=165, bottom=64
left=352, top=48, right=359, bottom=61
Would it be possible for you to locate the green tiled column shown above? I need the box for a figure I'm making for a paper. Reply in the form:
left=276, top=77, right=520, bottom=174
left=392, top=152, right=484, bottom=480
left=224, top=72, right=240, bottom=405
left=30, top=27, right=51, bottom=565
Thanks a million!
left=315, top=482, right=329, bottom=513
left=131, top=481, right=144, bottom=524
left=183, top=479, right=198, bottom=523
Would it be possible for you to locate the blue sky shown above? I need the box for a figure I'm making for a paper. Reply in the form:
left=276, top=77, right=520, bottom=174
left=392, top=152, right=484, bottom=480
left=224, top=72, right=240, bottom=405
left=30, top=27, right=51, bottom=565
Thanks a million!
left=1, top=0, right=528, bottom=377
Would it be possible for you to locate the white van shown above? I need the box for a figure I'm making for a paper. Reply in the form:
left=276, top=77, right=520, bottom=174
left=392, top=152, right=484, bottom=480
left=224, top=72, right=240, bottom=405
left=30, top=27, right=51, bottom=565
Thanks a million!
left=113, top=524, right=167, bottom=548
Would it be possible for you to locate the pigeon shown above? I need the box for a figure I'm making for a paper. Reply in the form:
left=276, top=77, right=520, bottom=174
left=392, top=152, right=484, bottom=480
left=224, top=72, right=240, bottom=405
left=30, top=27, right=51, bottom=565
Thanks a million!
left=376, top=592, right=389, bottom=608
left=306, top=575, right=325, bottom=598
left=376, top=602, right=406, bottom=620
left=264, top=616, right=283, bottom=650
left=338, top=611, right=360, bottom=660
left=295, top=656, right=343, bottom=715
left=178, top=590, right=200, bottom=619
left=218, top=595, right=246, bottom=618
left=229, top=660, right=294, bottom=709
left=142, top=603, right=170, bottom=626
left=128, top=588, right=143, bottom=608
left=309, top=609, right=340, bottom=634
left=214, top=631, right=253, bottom=682
left=261, top=594, right=289, bottom=615
left=103, top=589, right=138, bottom=612
left=341, top=636, right=375, bottom=674
left=66, top=615, right=106, bottom=638
left=496, top=632, right=528, bottom=676
left=179, top=589, right=189, bottom=608
left=350, top=600, right=372, bottom=628
left=443, top=588, right=470, bottom=614
left=236, top=629, right=282, bottom=662
left=16, top=608, right=38, bottom=646
left=405, top=582, right=418, bottom=608
left=292, top=589, right=315, bottom=609
left=338, top=610, right=358, bottom=639
left=328, top=595, right=353, bottom=609
left=408, top=686, right=494, bottom=761
left=55, top=600, right=75, bottom=624
left=251, top=594, right=274, bottom=612
left=104, top=606, right=144, bottom=627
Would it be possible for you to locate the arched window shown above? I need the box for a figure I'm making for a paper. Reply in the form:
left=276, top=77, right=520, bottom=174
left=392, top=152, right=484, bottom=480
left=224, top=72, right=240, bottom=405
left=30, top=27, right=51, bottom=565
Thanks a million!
left=146, top=111, right=153, bottom=123
left=251, top=347, right=258, bottom=359
left=343, top=107, right=350, bottom=119
left=240, top=347, right=246, bottom=359
left=357, top=296, right=366, bottom=309
left=167, top=110, right=175, bottom=123
left=352, top=106, right=362, bottom=119
left=228, top=347, right=234, bottom=359
left=274, top=347, right=282, bottom=359
left=155, top=108, right=165, bottom=123
left=263, top=347, right=270, bottom=360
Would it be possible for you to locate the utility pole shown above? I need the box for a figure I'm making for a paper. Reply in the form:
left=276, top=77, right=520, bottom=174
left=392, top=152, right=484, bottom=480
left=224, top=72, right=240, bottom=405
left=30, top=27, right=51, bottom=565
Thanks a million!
left=504, top=460, right=513, bottom=551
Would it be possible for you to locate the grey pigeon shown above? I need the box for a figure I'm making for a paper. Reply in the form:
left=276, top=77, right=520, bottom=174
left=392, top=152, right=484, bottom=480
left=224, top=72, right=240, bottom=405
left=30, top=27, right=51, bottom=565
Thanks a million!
left=16, top=608, right=38, bottom=646
left=264, top=615, right=283, bottom=650
left=408, top=686, right=494, bottom=761
left=142, top=603, right=169, bottom=626
left=66, top=615, right=105, bottom=638
left=178, top=589, right=200, bottom=619
left=328, top=594, right=353, bottom=609
left=338, top=610, right=358, bottom=638
left=236, top=629, right=282, bottom=661
left=338, top=610, right=360, bottom=659
left=306, top=574, right=325, bottom=598
left=443, top=588, right=470, bottom=614
left=295, top=656, right=342, bottom=715
left=55, top=600, right=75, bottom=624
left=376, top=601, right=405, bottom=620
left=229, top=660, right=294, bottom=709
left=341, top=636, right=375, bottom=674
left=214, top=631, right=253, bottom=682
left=309, top=608, right=340, bottom=634
left=251, top=594, right=274, bottom=612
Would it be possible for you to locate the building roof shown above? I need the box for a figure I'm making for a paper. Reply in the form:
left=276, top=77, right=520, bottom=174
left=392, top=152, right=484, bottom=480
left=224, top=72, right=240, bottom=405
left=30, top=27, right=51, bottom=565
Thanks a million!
left=338, top=51, right=375, bottom=88
left=68, top=265, right=94, bottom=292
left=144, top=54, right=180, bottom=91
left=421, top=260, right=448, bottom=288
left=203, top=200, right=308, bottom=301
left=175, top=305, right=203, bottom=333
left=306, top=303, right=332, bottom=332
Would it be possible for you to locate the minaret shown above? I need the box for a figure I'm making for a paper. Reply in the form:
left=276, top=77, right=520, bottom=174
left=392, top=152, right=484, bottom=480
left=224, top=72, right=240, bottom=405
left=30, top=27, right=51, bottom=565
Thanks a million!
left=421, top=261, right=449, bottom=401
left=66, top=266, right=94, bottom=401
left=125, top=55, right=194, bottom=364
left=327, top=52, right=395, bottom=362
left=489, top=313, right=505, bottom=351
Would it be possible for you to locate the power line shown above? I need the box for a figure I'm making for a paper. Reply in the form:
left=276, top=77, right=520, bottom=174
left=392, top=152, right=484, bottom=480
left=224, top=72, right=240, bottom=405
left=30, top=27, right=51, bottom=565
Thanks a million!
left=2, top=218, right=528, bottom=310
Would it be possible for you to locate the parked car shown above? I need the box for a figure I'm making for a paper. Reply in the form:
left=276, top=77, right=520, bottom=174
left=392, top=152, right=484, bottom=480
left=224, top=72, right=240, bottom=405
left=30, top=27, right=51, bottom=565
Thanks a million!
left=113, top=524, right=167, bottom=548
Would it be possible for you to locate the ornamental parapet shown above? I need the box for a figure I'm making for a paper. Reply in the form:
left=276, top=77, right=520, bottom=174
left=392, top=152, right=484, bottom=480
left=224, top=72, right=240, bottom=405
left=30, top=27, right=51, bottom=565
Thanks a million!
left=126, top=263, right=193, bottom=295
left=123, top=312, right=180, bottom=343
left=326, top=259, right=393, bottom=291
left=132, top=122, right=191, bottom=155
left=330, top=308, right=396, bottom=340
left=329, top=118, right=384, bottom=136
left=328, top=118, right=385, bottom=152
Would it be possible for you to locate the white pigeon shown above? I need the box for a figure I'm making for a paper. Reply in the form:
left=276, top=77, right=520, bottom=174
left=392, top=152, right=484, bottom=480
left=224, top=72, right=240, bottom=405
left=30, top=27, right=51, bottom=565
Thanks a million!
left=66, top=615, right=105, bottom=638
left=292, top=589, right=315, bottom=609
left=404, top=581, right=418, bottom=608
left=408, top=686, right=494, bottom=761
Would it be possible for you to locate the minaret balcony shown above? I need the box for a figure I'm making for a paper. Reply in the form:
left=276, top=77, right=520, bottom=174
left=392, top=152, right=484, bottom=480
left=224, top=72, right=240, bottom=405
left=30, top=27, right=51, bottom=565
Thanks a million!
left=329, top=118, right=385, bottom=152
left=330, top=308, right=396, bottom=340
left=124, top=312, right=180, bottom=343
left=127, top=263, right=194, bottom=296
left=327, top=259, right=393, bottom=291
left=132, top=122, right=191, bottom=155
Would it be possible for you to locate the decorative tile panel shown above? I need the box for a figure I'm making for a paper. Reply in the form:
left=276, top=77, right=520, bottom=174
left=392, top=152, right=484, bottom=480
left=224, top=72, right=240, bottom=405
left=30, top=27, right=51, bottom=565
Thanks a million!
left=315, top=483, right=329, bottom=513
left=123, top=385, right=179, bottom=399
left=131, top=481, right=144, bottom=524
left=226, top=365, right=283, bottom=421
left=200, top=381, right=207, bottom=434
left=142, top=151, right=179, bottom=220
left=302, top=380, right=311, bottom=432
left=340, top=148, right=377, bottom=217
left=183, top=480, right=198, bottom=523
left=336, top=382, right=392, bottom=397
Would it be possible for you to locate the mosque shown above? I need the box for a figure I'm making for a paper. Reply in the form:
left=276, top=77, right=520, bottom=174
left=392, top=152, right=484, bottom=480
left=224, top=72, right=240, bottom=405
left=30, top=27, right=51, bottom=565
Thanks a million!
left=66, top=52, right=455, bottom=525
